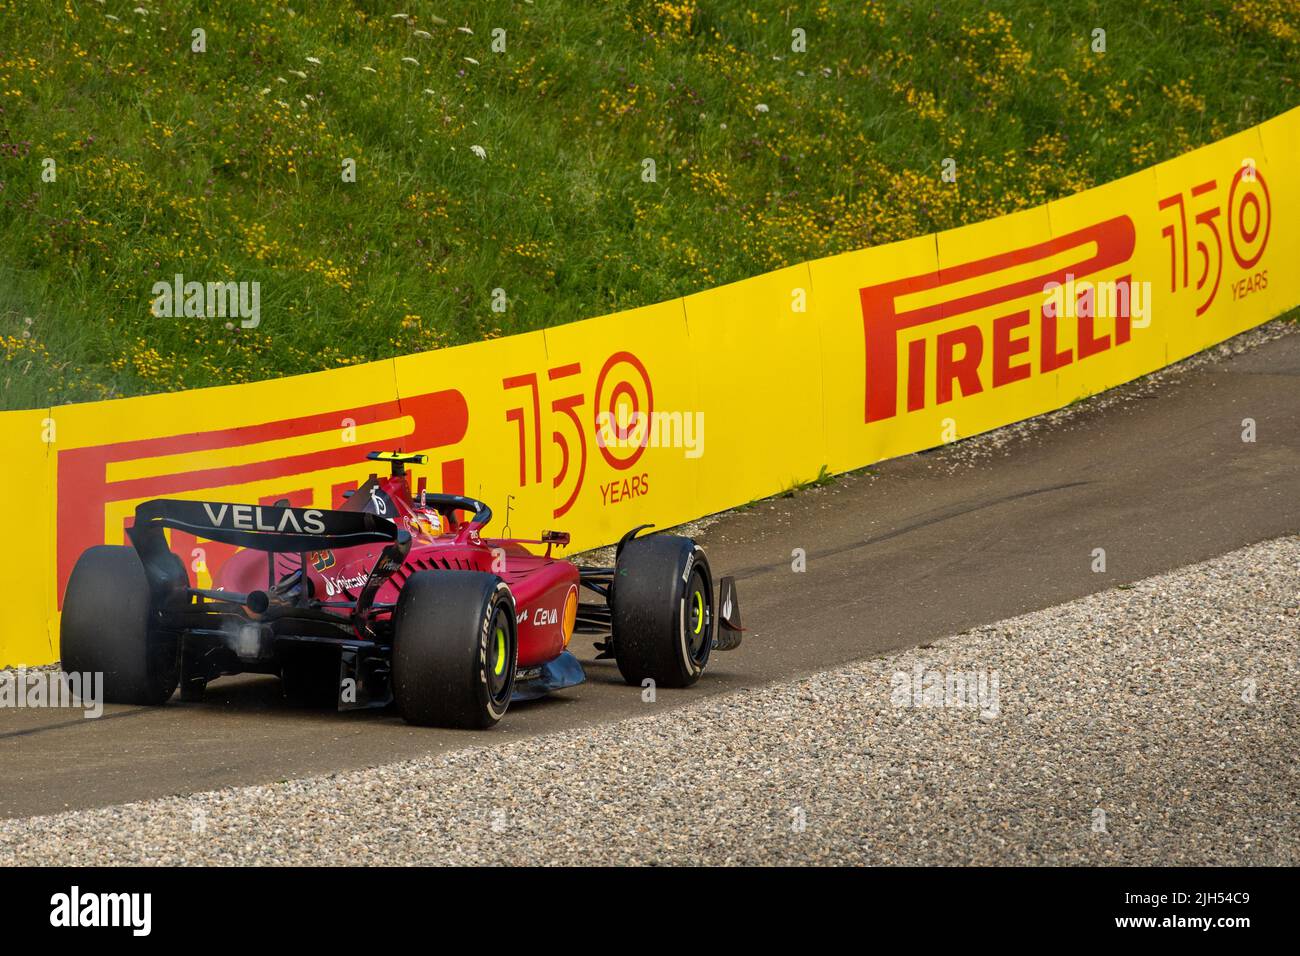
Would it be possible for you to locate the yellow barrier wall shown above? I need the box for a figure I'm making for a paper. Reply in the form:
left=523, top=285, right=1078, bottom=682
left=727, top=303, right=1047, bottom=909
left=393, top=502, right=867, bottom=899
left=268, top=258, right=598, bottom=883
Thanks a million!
left=3, top=107, right=1297, bottom=667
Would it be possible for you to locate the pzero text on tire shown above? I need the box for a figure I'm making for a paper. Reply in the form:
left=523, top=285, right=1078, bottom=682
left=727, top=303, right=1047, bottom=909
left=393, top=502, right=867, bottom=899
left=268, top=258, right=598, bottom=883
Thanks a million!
left=60, top=545, right=179, bottom=705
left=391, top=571, right=517, bottom=728
left=612, top=534, right=713, bottom=688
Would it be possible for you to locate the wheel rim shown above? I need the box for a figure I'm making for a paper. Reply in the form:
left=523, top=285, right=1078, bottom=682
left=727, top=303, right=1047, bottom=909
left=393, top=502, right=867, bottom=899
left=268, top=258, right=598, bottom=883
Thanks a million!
left=486, top=607, right=513, bottom=706
left=685, top=569, right=711, bottom=665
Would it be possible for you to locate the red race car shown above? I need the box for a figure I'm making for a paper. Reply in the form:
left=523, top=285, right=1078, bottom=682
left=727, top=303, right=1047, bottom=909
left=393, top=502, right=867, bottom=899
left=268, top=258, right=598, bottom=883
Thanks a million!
left=59, top=451, right=742, bottom=728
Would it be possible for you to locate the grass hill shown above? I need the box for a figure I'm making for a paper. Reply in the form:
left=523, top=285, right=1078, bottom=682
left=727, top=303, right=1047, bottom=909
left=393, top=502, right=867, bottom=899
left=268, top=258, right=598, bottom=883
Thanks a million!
left=1, top=0, right=1297, bottom=409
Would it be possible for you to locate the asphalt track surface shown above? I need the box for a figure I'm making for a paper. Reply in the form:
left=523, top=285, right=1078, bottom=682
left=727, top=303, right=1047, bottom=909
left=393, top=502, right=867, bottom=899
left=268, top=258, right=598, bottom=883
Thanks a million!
left=2, top=327, right=1296, bottom=820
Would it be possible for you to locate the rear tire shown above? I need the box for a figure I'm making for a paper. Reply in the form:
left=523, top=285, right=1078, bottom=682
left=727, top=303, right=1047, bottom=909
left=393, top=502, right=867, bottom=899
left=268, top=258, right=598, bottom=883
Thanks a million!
left=392, top=571, right=517, bottom=728
left=60, top=545, right=179, bottom=706
left=612, top=535, right=713, bottom=688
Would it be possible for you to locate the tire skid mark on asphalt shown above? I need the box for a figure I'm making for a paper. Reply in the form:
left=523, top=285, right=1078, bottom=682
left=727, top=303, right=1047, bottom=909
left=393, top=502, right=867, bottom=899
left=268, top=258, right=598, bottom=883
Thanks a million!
left=726, top=480, right=1093, bottom=582
left=0, top=707, right=153, bottom=740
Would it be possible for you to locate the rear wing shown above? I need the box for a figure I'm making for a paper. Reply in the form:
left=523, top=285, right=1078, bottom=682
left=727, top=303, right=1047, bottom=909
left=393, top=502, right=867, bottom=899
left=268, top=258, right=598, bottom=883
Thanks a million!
left=130, top=498, right=402, bottom=554
left=128, top=499, right=410, bottom=619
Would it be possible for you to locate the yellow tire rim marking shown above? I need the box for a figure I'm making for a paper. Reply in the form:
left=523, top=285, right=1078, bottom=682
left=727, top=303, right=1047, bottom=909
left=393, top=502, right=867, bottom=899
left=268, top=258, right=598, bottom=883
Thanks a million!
left=493, top=627, right=506, bottom=676
left=692, top=591, right=704, bottom=635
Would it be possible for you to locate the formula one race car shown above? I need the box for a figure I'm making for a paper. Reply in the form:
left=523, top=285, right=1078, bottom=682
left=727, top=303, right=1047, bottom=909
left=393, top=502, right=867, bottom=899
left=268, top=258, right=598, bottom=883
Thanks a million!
left=60, top=452, right=742, bottom=728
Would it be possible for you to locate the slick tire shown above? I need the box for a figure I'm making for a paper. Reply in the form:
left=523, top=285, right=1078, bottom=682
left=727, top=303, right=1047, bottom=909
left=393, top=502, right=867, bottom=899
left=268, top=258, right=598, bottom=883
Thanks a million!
left=60, top=545, right=179, bottom=706
left=392, top=571, right=517, bottom=728
left=612, top=535, right=713, bottom=689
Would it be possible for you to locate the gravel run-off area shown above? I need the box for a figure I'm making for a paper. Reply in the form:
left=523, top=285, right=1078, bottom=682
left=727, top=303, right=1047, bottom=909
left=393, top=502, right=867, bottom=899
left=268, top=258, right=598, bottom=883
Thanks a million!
left=1, top=535, right=1296, bottom=866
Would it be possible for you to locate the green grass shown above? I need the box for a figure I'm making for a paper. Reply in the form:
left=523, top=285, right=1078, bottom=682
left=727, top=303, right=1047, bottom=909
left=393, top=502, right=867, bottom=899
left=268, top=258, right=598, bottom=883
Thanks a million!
left=1, top=0, right=1297, bottom=408
left=780, top=463, right=835, bottom=497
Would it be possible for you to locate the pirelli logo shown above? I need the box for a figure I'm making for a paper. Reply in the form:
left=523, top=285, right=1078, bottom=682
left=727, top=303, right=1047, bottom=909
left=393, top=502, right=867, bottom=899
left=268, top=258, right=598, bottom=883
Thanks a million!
left=56, top=389, right=468, bottom=604
left=860, top=216, right=1137, bottom=423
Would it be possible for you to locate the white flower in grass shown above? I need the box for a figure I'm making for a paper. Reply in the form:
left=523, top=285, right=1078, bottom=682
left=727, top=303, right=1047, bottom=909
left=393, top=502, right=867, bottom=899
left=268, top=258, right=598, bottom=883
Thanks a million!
left=306, top=56, right=322, bottom=65
left=470, top=145, right=487, bottom=160
left=362, top=66, right=378, bottom=73
left=422, top=88, right=436, bottom=95
left=401, top=56, right=419, bottom=65
left=133, top=7, right=147, bottom=15
left=258, top=87, right=271, bottom=96
left=105, top=13, right=119, bottom=20
left=457, top=26, right=473, bottom=34
left=290, top=69, right=307, bottom=78
left=391, top=13, right=408, bottom=19
left=755, top=103, right=769, bottom=113
left=413, top=30, right=432, bottom=39
left=463, top=56, right=480, bottom=65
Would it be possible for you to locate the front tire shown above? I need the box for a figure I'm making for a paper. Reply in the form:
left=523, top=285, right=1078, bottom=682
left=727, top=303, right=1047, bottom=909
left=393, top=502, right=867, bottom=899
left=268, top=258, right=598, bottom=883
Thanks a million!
left=392, top=571, right=517, bottom=728
left=60, top=545, right=179, bottom=705
left=611, top=535, right=713, bottom=688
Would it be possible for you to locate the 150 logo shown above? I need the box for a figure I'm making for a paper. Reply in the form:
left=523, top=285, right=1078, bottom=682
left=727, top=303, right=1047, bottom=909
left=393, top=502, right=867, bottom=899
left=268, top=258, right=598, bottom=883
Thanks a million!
left=1158, top=165, right=1271, bottom=315
left=503, top=350, right=654, bottom=518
